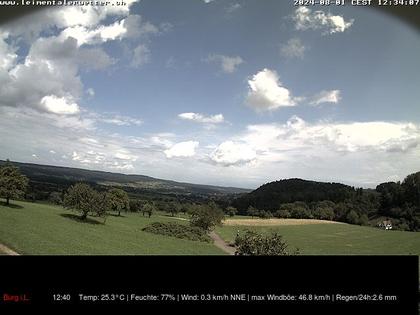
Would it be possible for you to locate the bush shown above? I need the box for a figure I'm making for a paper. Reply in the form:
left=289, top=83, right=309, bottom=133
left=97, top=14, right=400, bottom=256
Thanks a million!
left=142, top=222, right=211, bottom=242
left=234, top=230, right=299, bottom=256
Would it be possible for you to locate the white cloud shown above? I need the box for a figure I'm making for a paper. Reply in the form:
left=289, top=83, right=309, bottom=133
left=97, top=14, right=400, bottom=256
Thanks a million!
left=123, top=15, right=160, bottom=38
left=210, top=141, right=257, bottom=166
left=239, top=116, right=420, bottom=156
left=310, top=90, right=341, bottom=105
left=207, top=54, right=243, bottom=73
left=206, top=115, right=420, bottom=175
left=178, top=112, right=224, bottom=124
left=293, top=7, right=354, bottom=35
left=49, top=150, right=56, bottom=154
left=0, top=35, right=17, bottom=71
left=246, top=68, right=298, bottom=111
left=99, top=113, right=143, bottom=126
left=59, top=20, right=127, bottom=46
left=86, top=88, right=95, bottom=97
left=226, top=3, right=242, bottom=14
left=203, top=0, right=214, bottom=3
left=40, top=95, right=80, bottom=115
left=164, top=141, right=199, bottom=158
left=280, top=38, right=306, bottom=59
left=0, top=6, right=163, bottom=118
left=1, top=1, right=140, bottom=40
left=131, top=44, right=151, bottom=68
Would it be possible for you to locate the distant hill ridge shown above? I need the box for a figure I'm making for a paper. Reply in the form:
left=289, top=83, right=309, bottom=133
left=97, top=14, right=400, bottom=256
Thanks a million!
left=0, top=160, right=251, bottom=196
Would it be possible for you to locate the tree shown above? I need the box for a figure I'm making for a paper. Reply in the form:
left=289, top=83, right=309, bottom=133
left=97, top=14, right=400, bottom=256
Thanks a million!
left=63, top=183, right=96, bottom=220
left=48, top=192, right=63, bottom=205
left=129, top=199, right=144, bottom=212
left=346, top=210, right=359, bottom=225
left=358, top=214, right=369, bottom=226
left=142, top=202, right=155, bottom=218
left=190, top=203, right=225, bottom=231
left=0, top=161, right=29, bottom=205
left=106, top=188, right=130, bottom=216
left=275, top=209, right=291, bottom=218
left=258, top=210, right=273, bottom=219
left=402, top=172, right=420, bottom=208
left=225, top=206, right=238, bottom=217
left=180, top=203, right=190, bottom=215
left=246, top=206, right=257, bottom=218
left=234, top=230, right=298, bottom=256
left=168, top=202, right=180, bottom=217
left=90, top=190, right=108, bottom=223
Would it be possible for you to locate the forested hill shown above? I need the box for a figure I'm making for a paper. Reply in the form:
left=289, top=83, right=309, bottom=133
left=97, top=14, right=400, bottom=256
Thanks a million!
left=232, top=178, right=358, bottom=212
left=0, top=160, right=250, bottom=197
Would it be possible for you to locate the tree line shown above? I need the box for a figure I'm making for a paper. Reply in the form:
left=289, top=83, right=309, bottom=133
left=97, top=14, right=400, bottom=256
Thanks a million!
left=1, top=160, right=419, bottom=231
left=230, top=174, right=420, bottom=231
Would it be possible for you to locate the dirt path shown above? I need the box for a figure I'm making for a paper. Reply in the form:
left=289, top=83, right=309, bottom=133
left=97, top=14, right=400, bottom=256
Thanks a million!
left=0, top=243, right=19, bottom=256
left=209, top=231, right=236, bottom=255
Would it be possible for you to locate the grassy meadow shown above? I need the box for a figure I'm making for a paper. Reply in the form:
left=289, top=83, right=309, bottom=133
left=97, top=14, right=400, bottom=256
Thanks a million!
left=0, top=200, right=224, bottom=255
left=216, top=222, right=420, bottom=255
left=0, top=199, right=419, bottom=256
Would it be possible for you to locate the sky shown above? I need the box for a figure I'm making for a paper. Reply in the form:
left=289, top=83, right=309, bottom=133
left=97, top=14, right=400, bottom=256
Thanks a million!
left=0, top=0, right=419, bottom=189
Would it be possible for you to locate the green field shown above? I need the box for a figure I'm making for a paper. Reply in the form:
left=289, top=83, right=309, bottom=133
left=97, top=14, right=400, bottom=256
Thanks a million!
left=0, top=200, right=224, bottom=255
left=216, top=223, right=420, bottom=255
left=1, top=200, right=419, bottom=256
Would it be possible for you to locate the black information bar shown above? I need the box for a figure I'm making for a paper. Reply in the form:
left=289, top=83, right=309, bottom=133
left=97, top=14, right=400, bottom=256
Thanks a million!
left=0, top=256, right=418, bottom=312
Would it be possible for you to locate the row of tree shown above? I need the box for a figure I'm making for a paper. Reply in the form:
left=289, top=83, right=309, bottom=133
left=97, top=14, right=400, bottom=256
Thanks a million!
left=230, top=173, right=420, bottom=231
left=63, top=183, right=158, bottom=223
left=245, top=200, right=369, bottom=225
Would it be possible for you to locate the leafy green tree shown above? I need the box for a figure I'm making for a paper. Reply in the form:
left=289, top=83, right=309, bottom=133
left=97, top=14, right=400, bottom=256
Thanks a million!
left=275, top=209, right=291, bottom=218
left=63, top=183, right=96, bottom=220
left=142, top=202, right=156, bottom=218
left=246, top=205, right=257, bottom=218
left=180, top=203, right=190, bottom=215
left=90, top=190, right=108, bottom=223
left=358, top=213, right=369, bottom=226
left=190, top=203, right=225, bottom=231
left=289, top=202, right=312, bottom=219
left=48, top=192, right=63, bottom=205
left=258, top=210, right=273, bottom=219
left=346, top=210, right=359, bottom=225
left=168, top=202, right=180, bottom=217
left=0, top=162, right=29, bottom=205
left=402, top=172, right=420, bottom=207
left=235, top=230, right=298, bottom=256
left=129, top=199, right=144, bottom=212
left=106, top=188, right=130, bottom=216
left=225, top=206, right=238, bottom=217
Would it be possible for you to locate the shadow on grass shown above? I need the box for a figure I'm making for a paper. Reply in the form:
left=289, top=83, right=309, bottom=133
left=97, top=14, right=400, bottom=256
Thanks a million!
left=0, top=202, right=23, bottom=209
left=60, top=213, right=103, bottom=225
left=107, top=213, right=127, bottom=218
